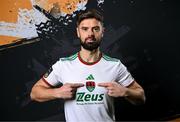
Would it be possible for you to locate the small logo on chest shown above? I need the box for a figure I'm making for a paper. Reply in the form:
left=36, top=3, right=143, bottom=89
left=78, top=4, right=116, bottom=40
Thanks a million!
left=86, top=74, right=95, bottom=92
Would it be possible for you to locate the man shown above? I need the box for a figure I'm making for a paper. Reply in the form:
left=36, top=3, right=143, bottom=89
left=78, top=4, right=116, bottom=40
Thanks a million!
left=30, top=9, right=145, bottom=122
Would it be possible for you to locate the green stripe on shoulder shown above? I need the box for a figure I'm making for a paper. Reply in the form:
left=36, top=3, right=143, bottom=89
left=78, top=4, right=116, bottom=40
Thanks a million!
left=60, top=53, right=78, bottom=61
left=102, top=54, right=119, bottom=62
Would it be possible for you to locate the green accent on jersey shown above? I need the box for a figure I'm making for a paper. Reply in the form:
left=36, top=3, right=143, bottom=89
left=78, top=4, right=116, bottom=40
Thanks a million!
left=102, top=54, right=119, bottom=62
left=86, top=74, right=95, bottom=80
left=60, top=53, right=78, bottom=61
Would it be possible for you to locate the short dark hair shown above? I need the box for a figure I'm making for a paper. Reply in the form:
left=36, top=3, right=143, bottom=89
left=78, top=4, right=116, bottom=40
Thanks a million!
left=76, top=9, right=103, bottom=26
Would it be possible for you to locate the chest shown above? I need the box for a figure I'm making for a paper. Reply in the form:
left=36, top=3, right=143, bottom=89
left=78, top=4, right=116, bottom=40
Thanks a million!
left=60, top=63, right=118, bottom=84
left=60, top=61, right=120, bottom=106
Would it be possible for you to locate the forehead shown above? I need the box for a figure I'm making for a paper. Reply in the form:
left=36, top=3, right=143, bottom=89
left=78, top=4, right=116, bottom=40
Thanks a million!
left=78, top=18, right=102, bottom=27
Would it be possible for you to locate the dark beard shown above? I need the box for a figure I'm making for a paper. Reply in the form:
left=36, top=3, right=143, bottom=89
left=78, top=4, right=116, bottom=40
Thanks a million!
left=80, top=40, right=101, bottom=51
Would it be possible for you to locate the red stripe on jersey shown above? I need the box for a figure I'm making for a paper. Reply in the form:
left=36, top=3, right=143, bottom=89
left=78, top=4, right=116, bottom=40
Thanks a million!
left=42, top=77, right=54, bottom=87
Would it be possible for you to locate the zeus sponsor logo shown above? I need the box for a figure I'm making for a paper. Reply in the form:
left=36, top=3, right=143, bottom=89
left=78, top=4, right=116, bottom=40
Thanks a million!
left=76, top=92, right=104, bottom=102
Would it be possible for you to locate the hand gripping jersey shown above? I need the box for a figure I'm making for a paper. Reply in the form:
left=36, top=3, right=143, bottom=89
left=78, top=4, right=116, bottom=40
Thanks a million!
left=43, top=52, right=134, bottom=122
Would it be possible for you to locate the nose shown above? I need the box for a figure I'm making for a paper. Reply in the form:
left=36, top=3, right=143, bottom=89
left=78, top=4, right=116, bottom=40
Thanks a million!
left=88, top=29, right=94, bottom=37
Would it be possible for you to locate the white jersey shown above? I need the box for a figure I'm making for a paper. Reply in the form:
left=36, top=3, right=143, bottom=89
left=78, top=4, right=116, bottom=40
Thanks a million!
left=43, top=52, right=134, bottom=122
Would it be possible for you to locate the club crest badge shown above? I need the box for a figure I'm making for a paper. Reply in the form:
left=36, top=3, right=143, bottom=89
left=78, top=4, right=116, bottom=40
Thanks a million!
left=86, top=81, right=95, bottom=92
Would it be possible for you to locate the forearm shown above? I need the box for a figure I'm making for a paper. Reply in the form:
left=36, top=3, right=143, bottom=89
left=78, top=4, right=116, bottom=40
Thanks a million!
left=125, top=88, right=146, bottom=105
left=30, top=85, right=58, bottom=102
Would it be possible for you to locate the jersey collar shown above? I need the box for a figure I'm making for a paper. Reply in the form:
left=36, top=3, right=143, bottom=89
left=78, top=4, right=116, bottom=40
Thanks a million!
left=78, top=52, right=102, bottom=66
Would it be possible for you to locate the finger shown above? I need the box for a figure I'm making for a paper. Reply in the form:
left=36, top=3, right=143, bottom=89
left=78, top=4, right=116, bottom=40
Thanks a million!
left=71, top=83, right=84, bottom=88
left=107, top=90, right=113, bottom=96
left=98, top=83, right=111, bottom=87
left=106, top=87, right=114, bottom=90
left=71, top=89, right=77, bottom=94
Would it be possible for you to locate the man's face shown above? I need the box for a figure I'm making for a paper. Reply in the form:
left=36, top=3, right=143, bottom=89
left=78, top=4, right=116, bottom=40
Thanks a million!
left=77, top=18, right=104, bottom=51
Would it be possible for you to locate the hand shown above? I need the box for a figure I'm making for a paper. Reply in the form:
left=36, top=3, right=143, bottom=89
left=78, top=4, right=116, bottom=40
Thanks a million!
left=98, top=82, right=127, bottom=97
left=55, top=83, right=84, bottom=100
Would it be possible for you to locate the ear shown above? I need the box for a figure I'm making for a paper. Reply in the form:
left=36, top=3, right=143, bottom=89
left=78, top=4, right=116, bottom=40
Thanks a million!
left=102, top=27, right=105, bottom=37
left=76, top=27, right=80, bottom=38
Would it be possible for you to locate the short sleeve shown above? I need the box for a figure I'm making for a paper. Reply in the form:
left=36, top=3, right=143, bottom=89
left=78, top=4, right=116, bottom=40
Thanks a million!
left=42, top=60, right=62, bottom=87
left=116, top=61, right=134, bottom=87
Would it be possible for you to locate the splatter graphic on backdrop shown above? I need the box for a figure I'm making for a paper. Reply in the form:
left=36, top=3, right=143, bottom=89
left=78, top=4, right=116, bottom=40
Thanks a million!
left=0, top=0, right=105, bottom=47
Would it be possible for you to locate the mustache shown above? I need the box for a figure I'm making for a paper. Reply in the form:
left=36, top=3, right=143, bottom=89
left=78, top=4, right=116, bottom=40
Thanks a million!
left=85, top=36, right=95, bottom=41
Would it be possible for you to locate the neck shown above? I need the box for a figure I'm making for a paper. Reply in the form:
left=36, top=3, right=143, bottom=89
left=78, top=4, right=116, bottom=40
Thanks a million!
left=79, top=48, right=101, bottom=63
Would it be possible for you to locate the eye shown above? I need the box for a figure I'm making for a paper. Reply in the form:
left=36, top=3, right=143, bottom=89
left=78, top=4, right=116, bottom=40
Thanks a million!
left=81, top=27, right=88, bottom=31
left=93, top=27, right=100, bottom=32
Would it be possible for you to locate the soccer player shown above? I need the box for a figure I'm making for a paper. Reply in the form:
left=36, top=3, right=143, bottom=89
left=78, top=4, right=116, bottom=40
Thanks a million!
left=30, top=9, right=145, bottom=122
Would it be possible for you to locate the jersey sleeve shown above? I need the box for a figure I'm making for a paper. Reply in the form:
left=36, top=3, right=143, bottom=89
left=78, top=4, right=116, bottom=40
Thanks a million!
left=116, top=60, right=134, bottom=87
left=42, top=60, right=63, bottom=87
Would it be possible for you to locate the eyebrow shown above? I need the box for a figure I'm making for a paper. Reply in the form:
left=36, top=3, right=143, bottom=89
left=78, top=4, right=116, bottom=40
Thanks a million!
left=81, top=27, right=88, bottom=29
left=93, top=26, right=100, bottom=29
left=80, top=26, right=100, bottom=29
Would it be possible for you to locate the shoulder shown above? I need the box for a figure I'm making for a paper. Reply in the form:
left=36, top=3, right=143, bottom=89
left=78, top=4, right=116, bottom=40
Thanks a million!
left=59, top=53, right=78, bottom=62
left=50, top=53, right=78, bottom=71
left=102, top=53, right=120, bottom=63
left=52, top=53, right=78, bottom=69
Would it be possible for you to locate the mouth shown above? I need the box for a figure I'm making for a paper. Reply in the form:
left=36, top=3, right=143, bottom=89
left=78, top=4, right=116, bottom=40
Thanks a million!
left=85, top=37, right=95, bottom=43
